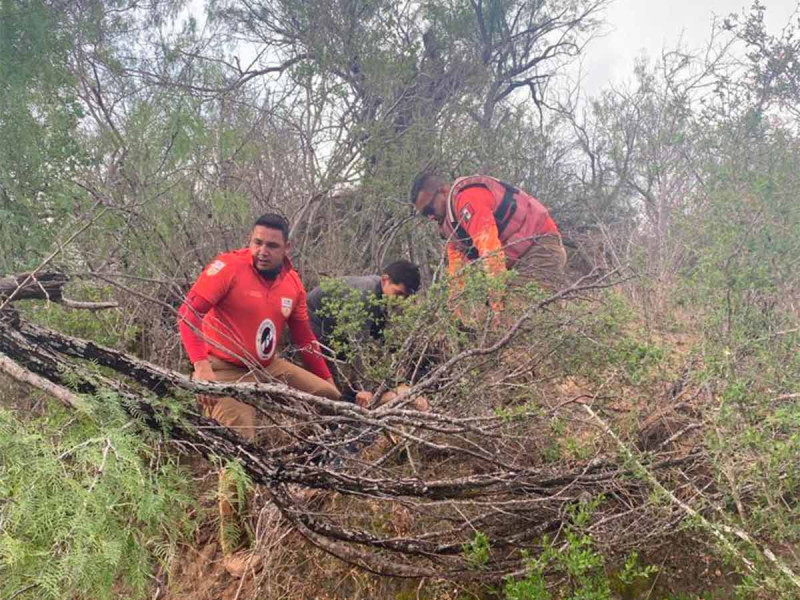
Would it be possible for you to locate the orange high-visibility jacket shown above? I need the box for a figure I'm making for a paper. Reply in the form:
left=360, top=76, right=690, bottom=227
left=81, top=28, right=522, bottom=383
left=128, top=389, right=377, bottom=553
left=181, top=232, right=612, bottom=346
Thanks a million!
left=438, top=175, right=559, bottom=275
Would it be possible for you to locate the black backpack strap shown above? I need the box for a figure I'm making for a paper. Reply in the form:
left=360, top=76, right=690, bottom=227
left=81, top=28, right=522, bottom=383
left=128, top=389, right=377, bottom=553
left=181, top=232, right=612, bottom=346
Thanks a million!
left=494, top=182, right=517, bottom=236
left=454, top=223, right=480, bottom=260
left=448, top=180, right=516, bottom=260
left=447, top=184, right=481, bottom=261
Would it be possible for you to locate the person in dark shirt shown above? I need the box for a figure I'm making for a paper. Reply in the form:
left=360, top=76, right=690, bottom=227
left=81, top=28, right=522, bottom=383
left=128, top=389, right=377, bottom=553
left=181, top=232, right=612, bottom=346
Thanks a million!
left=307, top=260, right=421, bottom=352
left=306, top=260, right=427, bottom=410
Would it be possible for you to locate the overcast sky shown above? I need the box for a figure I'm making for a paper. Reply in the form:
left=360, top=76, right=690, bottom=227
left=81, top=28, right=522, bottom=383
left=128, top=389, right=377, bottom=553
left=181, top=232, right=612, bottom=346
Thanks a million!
left=183, top=0, right=799, bottom=96
left=578, top=0, right=799, bottom=94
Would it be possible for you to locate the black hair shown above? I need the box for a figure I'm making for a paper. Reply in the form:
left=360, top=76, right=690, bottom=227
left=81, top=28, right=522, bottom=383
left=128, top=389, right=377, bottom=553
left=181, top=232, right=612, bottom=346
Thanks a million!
left=408, top=172, right=443, bottom=204
left=253, top=213, right=290, bottom=241
left=383, top=260, right=421, bottom=294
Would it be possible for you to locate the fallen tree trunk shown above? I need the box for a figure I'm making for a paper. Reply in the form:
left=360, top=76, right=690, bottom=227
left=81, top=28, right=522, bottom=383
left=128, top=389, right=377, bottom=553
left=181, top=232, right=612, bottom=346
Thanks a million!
left=0, top=272, right=68, bottom=302
left=0, top=271, right=707, bottom=580
left=0, top=311, right=700, bottom=498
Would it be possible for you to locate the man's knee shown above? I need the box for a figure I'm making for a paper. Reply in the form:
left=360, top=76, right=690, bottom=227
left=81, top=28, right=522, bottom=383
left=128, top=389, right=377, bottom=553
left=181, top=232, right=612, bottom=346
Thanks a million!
left=292, top=374, right=341, bottom=401
left=210, top=397, right=258, bottom=441
left=267, top=358, right=341, bottom=401
left=316, top=381, right=341, bottom=401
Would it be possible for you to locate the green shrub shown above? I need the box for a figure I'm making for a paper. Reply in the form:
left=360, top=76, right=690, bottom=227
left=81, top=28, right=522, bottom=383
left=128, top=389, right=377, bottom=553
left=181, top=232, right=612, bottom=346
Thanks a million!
left=0, top=399, right=199, bottom=599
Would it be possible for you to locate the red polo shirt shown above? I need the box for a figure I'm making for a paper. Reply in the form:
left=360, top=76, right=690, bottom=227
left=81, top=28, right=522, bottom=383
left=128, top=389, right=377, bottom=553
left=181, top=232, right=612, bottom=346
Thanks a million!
left=178, top=248, right=330, bottom=380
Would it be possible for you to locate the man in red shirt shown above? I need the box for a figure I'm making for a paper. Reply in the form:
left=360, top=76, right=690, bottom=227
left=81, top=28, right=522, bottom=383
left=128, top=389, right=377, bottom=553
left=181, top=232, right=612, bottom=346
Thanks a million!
left=177, top=213, right=339, bottom=570
left=178, top=213, right=340, bottom=426
left=409, top=173, right=566, bottom=291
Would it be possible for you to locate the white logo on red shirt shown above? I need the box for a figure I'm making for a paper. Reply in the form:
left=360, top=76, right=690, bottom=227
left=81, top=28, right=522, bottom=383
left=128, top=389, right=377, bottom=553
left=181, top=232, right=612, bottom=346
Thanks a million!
left=460, top=204, right=473, bottom=223
left=281, top=297, right=293, bottom=318
left=206, top=259, right=226, bottom=276
left=255, top=318, right=277, bottom=361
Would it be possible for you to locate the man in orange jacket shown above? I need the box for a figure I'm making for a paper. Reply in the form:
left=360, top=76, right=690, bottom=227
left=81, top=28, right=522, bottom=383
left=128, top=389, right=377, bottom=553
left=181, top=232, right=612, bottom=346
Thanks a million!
left=409, top=173, right=566, bottom=291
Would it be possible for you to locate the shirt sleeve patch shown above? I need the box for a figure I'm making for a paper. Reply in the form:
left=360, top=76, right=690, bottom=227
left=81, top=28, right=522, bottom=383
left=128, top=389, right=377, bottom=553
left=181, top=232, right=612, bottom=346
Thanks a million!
left=459, top=203, right=473, bottom=224
left=206, top=259, right=226, bottom=276
left=281, top=297, right=294, bottom=318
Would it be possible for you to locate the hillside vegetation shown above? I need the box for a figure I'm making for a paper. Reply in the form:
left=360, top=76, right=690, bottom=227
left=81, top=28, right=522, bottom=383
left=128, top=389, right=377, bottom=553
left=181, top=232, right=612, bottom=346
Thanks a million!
left=1, top=1, right=799, bottom=598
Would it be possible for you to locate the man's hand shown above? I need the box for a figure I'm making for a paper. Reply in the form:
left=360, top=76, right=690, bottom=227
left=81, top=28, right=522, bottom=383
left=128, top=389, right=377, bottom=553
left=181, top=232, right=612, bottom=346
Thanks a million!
left=371, top=385, right=430, bottom=411
left=412, top=395, right=430, bottom=412
left=354, top=390, right=373, bottom=408
left=192, top=359, right=219, bottom=410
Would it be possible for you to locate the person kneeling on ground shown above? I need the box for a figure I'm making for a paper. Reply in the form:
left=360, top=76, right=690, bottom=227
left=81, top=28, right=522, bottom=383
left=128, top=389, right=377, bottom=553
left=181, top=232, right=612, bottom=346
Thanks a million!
left=307, top=260, right=429, bottom=411
left=177, top=212, right=339, bottom=576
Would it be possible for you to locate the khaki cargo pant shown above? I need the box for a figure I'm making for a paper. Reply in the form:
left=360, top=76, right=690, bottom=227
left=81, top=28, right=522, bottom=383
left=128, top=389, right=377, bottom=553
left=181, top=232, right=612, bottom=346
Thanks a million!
left=511, top=235, right=567, bottom=292
left=202, top=355, right=340, bottom=553
left=205, top=355, right=340, bottom=441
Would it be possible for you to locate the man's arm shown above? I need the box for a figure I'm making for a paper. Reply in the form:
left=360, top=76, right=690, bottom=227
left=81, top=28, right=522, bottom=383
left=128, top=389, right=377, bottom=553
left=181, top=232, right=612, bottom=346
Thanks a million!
left=177, top=257, right=236, bottom=400
left=177, top=292, right=219, bottom=408
left=453, top=187, right=507, bottom=276
left=305, top=284, right=329, bottom=348
left=288, top=287, right=334, bottom=382
left=177, top=292, right=213, bottom=365
left=447, top=242, right=468, bottom=278
left=452, top=188, right=507, bottom=316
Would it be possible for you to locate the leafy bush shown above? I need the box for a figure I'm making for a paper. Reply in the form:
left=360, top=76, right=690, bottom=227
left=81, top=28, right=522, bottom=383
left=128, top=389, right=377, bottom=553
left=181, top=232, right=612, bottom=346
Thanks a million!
left=502, top=499, right=630, bottom=600
left=0, top=398, right=199, bottom=600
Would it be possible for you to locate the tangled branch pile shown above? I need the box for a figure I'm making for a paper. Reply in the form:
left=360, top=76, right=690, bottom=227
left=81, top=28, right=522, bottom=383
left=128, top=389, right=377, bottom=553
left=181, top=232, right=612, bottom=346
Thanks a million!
left=1, top=271, right=714, bottom=583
